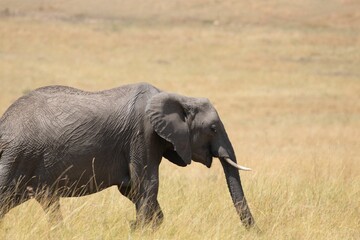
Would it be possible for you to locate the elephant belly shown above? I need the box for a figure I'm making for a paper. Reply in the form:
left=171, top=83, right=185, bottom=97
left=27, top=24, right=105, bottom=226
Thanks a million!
left=30, top=154, right=130, bottom=197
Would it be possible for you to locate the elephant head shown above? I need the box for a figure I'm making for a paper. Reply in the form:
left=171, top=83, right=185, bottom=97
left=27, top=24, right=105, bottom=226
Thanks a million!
left=146, top=92, right=256, bottom=229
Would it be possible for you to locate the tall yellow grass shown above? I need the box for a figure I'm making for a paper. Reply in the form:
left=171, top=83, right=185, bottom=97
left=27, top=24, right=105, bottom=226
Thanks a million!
left=0, top=1, right=359, bottom=239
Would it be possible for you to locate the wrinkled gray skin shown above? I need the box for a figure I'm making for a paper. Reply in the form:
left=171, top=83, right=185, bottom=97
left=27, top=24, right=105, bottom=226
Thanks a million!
left=0, top=83, right=255, bottom=229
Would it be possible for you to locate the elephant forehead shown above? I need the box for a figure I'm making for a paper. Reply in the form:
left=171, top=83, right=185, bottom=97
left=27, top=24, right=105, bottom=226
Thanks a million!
left=197, top=109, right=219, bottom=124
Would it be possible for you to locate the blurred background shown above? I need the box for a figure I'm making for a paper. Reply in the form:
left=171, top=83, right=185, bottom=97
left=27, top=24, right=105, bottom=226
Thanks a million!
left=0, top=1, right=359, bottom=239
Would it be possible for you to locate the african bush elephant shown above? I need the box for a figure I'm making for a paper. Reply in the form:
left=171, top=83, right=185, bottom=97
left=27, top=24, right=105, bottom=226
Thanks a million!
left=0, top=83, right=255, bottom=229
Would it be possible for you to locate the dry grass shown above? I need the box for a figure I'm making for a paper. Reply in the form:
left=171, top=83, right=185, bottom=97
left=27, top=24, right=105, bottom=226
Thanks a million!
left=0, top=0, right=359, bottom=239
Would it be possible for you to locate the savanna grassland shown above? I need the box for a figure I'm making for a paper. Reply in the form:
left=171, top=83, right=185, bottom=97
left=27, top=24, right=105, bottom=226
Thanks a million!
left=0, top=0, right=359, bottom=239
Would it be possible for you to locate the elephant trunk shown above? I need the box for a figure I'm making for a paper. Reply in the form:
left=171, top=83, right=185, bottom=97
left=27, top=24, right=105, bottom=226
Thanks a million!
left=214, top=131, right=255, bottom=229
left=220, top=157, right=255, bottom=229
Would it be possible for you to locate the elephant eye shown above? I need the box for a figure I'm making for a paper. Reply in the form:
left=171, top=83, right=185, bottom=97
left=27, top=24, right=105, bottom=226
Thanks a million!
left=210, top=124, right=217, bottom=133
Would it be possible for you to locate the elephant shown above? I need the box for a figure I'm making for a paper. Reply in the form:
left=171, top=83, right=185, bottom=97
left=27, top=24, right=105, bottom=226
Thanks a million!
left=0, top=82, right=256, bottom=229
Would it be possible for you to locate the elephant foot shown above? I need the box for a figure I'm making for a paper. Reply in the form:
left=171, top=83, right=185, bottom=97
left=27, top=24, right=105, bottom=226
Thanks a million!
left=129, top=212, right=164, bottom=231
left=152, top=209, right=164, bottom=228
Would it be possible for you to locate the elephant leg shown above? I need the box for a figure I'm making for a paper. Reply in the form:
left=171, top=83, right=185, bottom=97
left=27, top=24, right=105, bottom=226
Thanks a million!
left=127, top=135, right=164, bottom=229
left=118, top=176, right=137, bottom=203
left=36, top=196, right=63, bottom=228
left=137, top=196, right=163, bottom=228
left=118, top=178, right=163, bottom=229
left=119, top=173, right=163, bottom=229
left=132, top=175, right=164, bottom=229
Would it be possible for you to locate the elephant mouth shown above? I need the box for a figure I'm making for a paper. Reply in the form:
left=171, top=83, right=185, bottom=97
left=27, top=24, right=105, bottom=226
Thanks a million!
left=192, top=152, right=213, bottom=168
left=206, top=154, right=213, bottom=168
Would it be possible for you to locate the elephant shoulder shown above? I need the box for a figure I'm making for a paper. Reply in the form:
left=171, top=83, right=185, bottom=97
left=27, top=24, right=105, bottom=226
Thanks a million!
left=131, top=82, right=161, bottom=96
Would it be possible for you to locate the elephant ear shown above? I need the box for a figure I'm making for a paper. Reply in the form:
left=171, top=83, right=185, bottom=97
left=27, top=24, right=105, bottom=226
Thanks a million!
left=146, top=92, right=191, bottom=165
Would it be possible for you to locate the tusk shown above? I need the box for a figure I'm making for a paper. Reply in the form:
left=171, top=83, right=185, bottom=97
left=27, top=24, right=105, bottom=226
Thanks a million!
left=224, top=158, right=252, bottom=171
